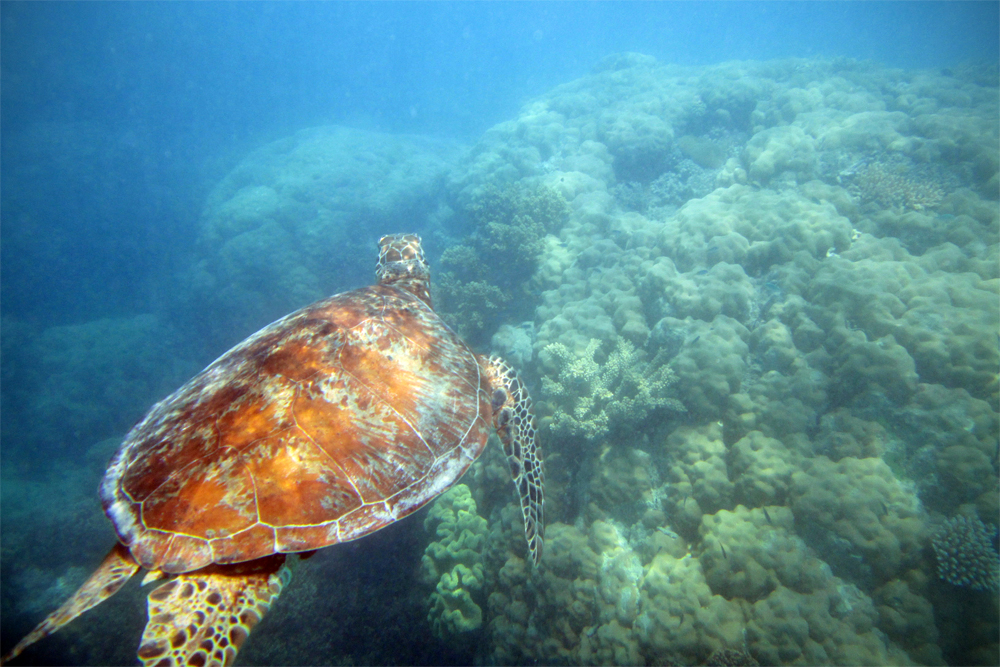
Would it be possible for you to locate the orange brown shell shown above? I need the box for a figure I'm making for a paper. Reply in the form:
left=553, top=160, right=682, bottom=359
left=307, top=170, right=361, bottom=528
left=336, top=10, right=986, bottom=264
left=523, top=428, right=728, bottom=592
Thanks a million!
left=100, top=284, right=492, bottom=573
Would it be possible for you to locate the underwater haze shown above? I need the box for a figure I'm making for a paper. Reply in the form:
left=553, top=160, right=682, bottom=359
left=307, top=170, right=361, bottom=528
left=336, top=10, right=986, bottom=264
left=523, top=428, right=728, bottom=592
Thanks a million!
left=1, top=2, right=998, bottom=666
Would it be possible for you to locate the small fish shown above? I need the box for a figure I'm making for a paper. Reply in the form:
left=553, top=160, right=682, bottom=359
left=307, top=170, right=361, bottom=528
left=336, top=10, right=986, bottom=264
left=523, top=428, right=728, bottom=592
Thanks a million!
left=763, top=507, right=772, bottom=524
left=689, top=335, right=700, bottom=345
left=720, top=543, right=727, bottom=559
left=879, top=500, right=889, bottom=516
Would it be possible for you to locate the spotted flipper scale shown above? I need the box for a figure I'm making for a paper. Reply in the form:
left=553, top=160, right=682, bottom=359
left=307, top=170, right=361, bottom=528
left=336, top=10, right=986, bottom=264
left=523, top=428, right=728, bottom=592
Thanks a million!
left=1, top=543, right=139, bottom=665
left=136, top=555, right=290, bottom=667
left=486, top=355, right=544, bottom=565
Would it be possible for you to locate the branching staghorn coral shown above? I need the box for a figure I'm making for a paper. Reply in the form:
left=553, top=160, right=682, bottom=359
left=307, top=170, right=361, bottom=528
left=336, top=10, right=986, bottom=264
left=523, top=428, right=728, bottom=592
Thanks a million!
left=931, top=515, right=1000, bottom=592
left=540, top=337, right=684, bottom=442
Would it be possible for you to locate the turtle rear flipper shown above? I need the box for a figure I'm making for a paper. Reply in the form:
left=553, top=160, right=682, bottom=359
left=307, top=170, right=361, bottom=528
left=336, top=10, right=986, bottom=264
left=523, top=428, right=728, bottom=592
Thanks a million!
left=486, top=356, right=545, bottom=566
left=137, top=555, right=290, bottom=667
left=2, top=543, right=139, bottom=665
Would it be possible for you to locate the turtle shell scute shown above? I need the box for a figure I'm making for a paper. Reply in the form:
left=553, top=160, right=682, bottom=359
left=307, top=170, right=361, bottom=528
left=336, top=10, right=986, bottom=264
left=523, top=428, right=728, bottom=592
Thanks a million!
left=101, top=285, right=493, bottom=573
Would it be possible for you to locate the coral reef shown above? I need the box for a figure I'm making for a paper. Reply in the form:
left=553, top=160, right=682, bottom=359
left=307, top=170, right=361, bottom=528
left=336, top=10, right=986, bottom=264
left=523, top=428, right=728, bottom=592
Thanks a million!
left=663, top=423, right=735, bottom=537
left=790, top=456, right=926, bottom=586
left=5, top=53, right=999, bottom=667
left=437, top=182, right=568, bottom=344
left=539, top=336, right=683, bottom=443
left=931, top=515, right=1000, bottom=592
left=456, top=53, right=997, bottom=667
left=845, top=159, right=945, bottom=212
left=420, top=485, right=489, bottom=637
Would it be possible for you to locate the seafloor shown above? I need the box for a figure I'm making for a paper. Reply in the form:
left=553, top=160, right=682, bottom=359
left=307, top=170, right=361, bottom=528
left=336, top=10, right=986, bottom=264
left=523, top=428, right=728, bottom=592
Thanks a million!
left=1, top=54, right=998, bottom=666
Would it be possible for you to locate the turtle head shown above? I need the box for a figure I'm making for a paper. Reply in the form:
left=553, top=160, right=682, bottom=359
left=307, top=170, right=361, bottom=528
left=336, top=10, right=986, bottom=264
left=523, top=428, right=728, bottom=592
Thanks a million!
left=376, top=234, right=432, bottom=306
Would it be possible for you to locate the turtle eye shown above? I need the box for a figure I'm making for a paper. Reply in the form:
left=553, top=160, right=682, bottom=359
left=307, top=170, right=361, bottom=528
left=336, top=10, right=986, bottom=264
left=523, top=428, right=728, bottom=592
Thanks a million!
left=492, top=389, right=507, bottom=413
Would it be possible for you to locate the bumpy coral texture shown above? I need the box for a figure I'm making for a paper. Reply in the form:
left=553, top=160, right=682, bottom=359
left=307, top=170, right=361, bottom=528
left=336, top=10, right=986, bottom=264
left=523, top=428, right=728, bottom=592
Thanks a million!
left=790, top=456, right=926, bottom=585
left=462, top=54, right=998, bottom=667
left=438, top=183, right=568, bottom=345
left=421, top=485, right=489, bottom=637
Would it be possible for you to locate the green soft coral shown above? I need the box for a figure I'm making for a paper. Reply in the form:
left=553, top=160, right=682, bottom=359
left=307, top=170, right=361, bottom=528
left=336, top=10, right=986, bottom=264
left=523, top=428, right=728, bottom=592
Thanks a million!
left=541, top=336, right=684, bottom=442
left=421, top=484, right=488, bottom=636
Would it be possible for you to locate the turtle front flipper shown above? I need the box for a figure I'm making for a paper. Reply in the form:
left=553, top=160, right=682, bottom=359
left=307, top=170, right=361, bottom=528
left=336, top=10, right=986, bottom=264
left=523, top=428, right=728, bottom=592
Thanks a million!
left=137, top=555, right=290, bottom=667
left=1, top=543, right=139, bottom=665
left=486, top=356, right=545, bottom=566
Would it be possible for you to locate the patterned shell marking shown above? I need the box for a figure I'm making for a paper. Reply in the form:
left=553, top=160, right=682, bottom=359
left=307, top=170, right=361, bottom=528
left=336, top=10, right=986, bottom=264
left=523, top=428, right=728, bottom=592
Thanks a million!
left=100, top=284, right=492, bottom=573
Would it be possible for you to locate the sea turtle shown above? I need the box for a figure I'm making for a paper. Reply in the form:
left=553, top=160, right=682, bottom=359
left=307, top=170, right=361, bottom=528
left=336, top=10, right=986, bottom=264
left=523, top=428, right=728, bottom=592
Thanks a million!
left=3, top=233, right=544, bottom=667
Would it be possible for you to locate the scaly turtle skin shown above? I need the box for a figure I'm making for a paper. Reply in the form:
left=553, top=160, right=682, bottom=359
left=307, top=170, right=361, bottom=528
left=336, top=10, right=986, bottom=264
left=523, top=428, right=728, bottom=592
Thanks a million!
left=2, top=234, right=544, bottom=667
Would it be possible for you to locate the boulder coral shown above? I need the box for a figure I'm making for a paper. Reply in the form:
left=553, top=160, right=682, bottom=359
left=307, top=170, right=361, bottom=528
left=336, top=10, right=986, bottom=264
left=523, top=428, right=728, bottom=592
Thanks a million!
left=790, top=457, right=927, bottom=586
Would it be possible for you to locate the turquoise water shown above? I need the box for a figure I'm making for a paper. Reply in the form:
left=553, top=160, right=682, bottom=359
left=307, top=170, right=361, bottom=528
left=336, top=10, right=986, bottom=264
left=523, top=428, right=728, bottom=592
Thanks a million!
left=1, top=4, right=997, bottom=666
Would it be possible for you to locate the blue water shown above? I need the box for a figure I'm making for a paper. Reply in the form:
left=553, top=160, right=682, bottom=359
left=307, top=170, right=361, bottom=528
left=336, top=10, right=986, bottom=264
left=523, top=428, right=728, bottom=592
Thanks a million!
left=1, top=2, right=998, bottom=666
left=1, top=2, right=996, bottom=324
